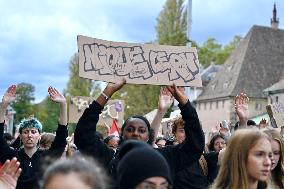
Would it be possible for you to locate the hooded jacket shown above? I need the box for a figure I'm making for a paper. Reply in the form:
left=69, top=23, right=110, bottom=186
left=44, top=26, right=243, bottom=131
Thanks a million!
left=75, top=100, right=205, bottom=189
left=0, top=123, right=67, bottom=189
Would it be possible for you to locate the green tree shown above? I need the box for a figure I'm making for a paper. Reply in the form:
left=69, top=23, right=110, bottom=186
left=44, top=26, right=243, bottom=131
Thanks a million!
left=11, top=82, right=36, bottom=124
left=156, top=0, right=188, bottom=46
left=35, top=97, right=60, bottom=132
left=197, top=38, right=222, bottom=67
left=113, top=0, right=189, bottom=118
left=216, top=35, right=242, bottom=65
left=198, top=35, right=242, bottom=67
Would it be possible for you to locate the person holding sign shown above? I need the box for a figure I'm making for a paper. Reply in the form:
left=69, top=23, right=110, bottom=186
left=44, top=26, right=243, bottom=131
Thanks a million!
left=0, top=85, right=68, bottom=189
left=74, top=78, right=205, bottom=188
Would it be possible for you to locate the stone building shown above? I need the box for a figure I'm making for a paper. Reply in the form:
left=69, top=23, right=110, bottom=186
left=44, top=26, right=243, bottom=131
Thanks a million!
left=264, top=74, right=284, bottom=105
left=195, top=5, right=284, bottom=137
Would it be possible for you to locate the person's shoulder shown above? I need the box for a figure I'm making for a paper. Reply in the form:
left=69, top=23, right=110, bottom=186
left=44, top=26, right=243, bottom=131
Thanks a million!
left=203, top=152, right=219, bottom=164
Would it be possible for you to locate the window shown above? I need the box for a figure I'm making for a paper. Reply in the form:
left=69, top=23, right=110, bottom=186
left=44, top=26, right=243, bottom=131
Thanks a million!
left=222, top=100, right=225, bottom=108
left=276, top=96, right=279, bottom=103
left=255, top=103, right=262, bottom=111
left=204, top=102, right=207, bottom=110
left=216, top=101, right=219, bottom=109
left=210, top=102, right=212, bottom=109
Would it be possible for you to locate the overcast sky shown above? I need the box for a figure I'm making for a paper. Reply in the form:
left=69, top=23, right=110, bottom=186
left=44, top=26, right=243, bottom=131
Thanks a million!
left=0, top=0, right=283, bottom=102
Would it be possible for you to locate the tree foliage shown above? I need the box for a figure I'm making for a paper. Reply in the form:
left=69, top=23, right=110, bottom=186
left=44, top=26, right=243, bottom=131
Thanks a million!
left=156, top=0, right=188, bottom=46
left=112, top=0, right=189, bottom=118
left=197, top=35, right=242, bottom=67
left=35, top=97, right=60, bottom=133
left=11, top=82, right=36, bottom=124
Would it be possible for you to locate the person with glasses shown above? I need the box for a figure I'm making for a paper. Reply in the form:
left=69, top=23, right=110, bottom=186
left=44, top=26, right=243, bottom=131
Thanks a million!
left=208, top=134, right=226, bottom=152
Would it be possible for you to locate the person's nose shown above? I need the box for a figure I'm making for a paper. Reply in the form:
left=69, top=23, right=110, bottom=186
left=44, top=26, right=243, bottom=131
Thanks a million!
left=269, top=153, right=275, bottom=163
left=132, top=129, right=139, bottom=136
left=264, top=156, right=272, bottom=167
left=28, top=131, right=33, bottom=137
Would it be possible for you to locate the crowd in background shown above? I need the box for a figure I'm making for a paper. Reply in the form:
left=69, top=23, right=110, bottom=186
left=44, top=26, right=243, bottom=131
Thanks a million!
left=0, top=80, right=283, bottom=189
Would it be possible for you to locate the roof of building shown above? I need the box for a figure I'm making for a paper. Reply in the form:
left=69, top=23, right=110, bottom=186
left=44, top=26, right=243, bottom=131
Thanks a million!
left=201, top=63, right=222, bottom=86
left=264, top=69, right=284, bottom=93
left=264, top=78, right=284, bottom=93
left=196, top=25, right=284, bottom=101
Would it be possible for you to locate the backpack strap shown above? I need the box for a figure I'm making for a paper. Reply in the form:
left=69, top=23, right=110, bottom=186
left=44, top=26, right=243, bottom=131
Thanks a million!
left=199, top=155, right=208, bottom=177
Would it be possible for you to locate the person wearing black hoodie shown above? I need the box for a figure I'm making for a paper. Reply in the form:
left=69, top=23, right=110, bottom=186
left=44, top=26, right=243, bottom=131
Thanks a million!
left=0, top=85, right=68, bottom=189
left=74, top=79, right=205, bottom=188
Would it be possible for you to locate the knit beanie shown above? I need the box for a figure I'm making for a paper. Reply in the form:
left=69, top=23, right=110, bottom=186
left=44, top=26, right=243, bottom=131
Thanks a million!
left=117, top=140, right=172, bottom=189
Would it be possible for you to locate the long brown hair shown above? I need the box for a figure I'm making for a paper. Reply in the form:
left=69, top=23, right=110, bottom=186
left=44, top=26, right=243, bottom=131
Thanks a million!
left=211, top=129, right=270, bottom=189
left=264, top=129, right=284, bottom=188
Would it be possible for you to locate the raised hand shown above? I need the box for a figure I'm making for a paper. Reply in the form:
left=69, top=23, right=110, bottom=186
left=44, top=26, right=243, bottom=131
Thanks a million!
left=48, top=87, right=66, bottom=104
left=1, top=85, right=17, bottom=122
left=48, top=86, right=67, bottom=126
left=0, top=158, right=22, bottom=189
left=158, top=87, right=173, bottom=112
left=105, top=78, right=126, bottom=95
left=235, top=92, right=249, bottom=124
left=2, top=85, right=17, bottom=105
left=97, top=78, right=126, bottom=107
left=259, top=118, right=267, bottom=129
left=166, top=84, right=188, bottom=105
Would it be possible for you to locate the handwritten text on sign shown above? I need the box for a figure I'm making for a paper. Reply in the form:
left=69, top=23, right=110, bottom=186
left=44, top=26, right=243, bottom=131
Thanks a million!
left=77, top=36, right=202, bottom=86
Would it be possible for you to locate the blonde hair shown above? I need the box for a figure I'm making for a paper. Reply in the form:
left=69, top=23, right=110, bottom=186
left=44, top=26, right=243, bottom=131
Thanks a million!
left=211, top=129, right=270, bottom=189
left=263, top=129, right=284, bottom=188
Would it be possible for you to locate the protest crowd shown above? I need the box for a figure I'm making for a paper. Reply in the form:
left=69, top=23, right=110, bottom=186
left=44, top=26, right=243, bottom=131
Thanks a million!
left=0, top=77, right=283, bottom=189
left=1, top=5, right=284, bottom=188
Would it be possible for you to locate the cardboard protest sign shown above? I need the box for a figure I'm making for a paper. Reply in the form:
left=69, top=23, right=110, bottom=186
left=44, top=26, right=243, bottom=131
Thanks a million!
left=266, top=102, right=284, bottom=128
left=69, top=96, right=124, bottom=128
left=161, top=117, right=174, bottom=137
left=77, top=35, right=202, bottom=87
